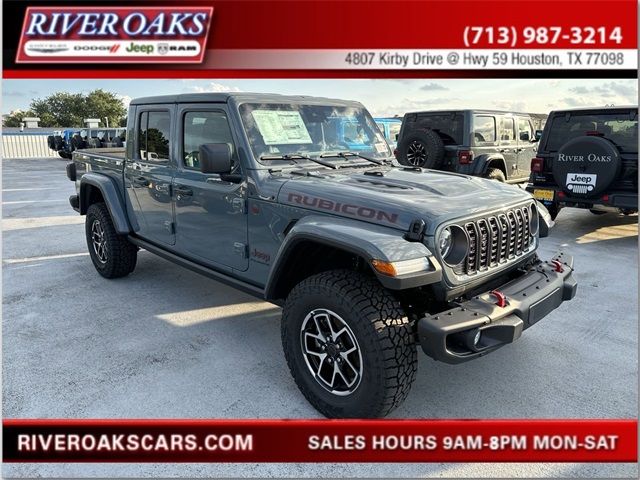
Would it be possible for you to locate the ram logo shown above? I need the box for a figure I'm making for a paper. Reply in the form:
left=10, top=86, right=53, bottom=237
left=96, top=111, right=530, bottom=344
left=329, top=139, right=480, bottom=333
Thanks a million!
left=158, top=43, right=169, bottom=55
left=566, top=173, right=596, bottom=194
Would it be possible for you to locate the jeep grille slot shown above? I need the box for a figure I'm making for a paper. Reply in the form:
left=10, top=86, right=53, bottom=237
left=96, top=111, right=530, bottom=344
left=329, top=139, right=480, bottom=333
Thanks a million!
left=456, top=205, right=534, bottom=277
left=464, top=223, right=477, bottom=275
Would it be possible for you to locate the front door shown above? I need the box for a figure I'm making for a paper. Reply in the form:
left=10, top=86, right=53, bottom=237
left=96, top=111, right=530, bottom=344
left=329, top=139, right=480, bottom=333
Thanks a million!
left=124, top=106, right=176, bottom=245
left=172, top=105, right=248, bottom=272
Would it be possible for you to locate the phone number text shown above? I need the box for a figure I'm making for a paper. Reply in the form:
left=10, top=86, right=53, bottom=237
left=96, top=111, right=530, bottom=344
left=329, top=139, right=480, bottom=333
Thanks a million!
left=464, top=26, right=623, bottom=47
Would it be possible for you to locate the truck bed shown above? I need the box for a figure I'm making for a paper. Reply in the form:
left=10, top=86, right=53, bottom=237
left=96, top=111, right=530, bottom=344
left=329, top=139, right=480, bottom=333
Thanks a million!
left=74, top=147, right=126, bottom=161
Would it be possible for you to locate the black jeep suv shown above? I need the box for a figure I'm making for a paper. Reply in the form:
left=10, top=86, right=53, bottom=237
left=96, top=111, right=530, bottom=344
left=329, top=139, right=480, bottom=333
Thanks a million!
left=526, top=106, right=638, bottom=219
left=395, top=109, right=543, bottom=183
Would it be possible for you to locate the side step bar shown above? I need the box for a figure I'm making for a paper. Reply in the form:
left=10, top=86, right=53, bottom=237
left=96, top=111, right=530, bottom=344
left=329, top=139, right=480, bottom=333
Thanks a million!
left=128, top=237, right=268, bottom=302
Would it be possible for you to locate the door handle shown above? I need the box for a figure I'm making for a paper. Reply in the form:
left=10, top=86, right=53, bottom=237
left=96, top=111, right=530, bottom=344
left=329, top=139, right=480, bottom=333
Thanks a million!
left=516, top=148, right=524, bottom=152
left=174, top=185, right=193, bottom=197
left=132, top=176, right=150, bottom=187
left=500, top=149, right=511, bottom=153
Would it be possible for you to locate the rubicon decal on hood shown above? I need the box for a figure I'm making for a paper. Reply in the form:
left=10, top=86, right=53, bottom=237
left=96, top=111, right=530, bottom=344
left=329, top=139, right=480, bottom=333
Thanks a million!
left=287, top=193, right=399, bottom=224
left=16, top=6, right=213, bottom=64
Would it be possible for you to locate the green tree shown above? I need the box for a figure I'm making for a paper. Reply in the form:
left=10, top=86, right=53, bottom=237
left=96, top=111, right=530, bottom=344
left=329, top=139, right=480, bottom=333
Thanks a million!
left=3, top=109, right=36, bottom=127
left=23, top=89, right=127, bottom=128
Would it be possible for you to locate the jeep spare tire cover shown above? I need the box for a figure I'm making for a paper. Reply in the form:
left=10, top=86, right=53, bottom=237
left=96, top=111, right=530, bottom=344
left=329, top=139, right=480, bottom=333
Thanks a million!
left=397, top=129, right=445, bottom=168
left=553, top=135, right=621, bottom=197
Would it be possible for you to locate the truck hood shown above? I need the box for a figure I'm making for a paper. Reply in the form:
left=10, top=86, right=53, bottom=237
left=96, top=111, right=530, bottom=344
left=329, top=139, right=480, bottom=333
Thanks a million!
left=277, top=167, right=532, bottom=234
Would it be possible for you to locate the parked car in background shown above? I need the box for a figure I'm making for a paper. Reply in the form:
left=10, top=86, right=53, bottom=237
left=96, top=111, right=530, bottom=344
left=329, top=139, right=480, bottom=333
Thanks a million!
left=48, top=127, right=126, bottom=159
left=374, top=117, right=402, bottom=149
left=395, top=109, right=542, bottom=183
left=527, top=106, right=638, bottom=219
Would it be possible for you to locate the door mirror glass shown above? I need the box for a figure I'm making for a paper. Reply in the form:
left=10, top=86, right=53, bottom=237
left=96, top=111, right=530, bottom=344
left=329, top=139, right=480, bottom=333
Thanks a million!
left=199, top=143, right=232, bottom=174
left=534, top=129, right=544, bottom=141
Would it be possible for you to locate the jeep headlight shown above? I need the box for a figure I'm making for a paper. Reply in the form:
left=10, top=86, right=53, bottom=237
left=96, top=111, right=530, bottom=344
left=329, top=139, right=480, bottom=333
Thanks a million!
left=439, top=227, right=453, bottom=259
left=439, top=225, right=468, bottom=266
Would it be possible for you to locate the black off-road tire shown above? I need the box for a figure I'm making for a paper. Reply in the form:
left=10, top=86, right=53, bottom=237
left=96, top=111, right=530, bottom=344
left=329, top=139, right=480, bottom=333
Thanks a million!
left=281, top=270, right=417, bottom=418
left=85, top=203, right=137, bottom=279
left=485, top=167, right=506, bottom=182
left=396, top=129, right=445, bottom=168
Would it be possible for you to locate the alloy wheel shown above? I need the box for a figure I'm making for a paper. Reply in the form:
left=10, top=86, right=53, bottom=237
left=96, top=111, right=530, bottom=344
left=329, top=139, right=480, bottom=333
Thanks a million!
left=300, top=308, right=363, bottom=396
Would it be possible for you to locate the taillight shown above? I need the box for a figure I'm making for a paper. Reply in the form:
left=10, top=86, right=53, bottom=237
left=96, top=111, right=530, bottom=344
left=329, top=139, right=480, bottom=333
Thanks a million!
left=586, top=130, right=604, bottom=137
left=458, top=149, right=473, bottom=164
left=531, top=157, right=544, bottom=173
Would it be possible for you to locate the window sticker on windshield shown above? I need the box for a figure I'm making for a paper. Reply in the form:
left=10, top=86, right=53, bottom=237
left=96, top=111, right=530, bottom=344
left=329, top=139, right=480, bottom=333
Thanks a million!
left=375, top=143, right=388, bottom=153
left=251, top=110, right=313, bottom=145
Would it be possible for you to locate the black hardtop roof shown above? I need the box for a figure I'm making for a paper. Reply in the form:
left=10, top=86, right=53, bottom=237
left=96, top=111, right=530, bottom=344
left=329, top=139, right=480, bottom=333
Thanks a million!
left=548, top=105, right=638, bottom=115
left=130, top=92, right=365, bottom=107
left=405, top=109, right=544, bottom=117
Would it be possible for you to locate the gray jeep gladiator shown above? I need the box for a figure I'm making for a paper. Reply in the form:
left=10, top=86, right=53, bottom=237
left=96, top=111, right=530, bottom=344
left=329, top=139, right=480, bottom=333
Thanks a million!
left=67, top=93, right=576, bottom=418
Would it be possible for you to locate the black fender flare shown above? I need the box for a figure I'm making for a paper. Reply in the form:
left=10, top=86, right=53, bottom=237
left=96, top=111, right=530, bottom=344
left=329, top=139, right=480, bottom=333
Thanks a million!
left=264, top=215, right=441, bottom=301
left=79, top=173, right=131, bottom=234
left=474, top=154, right=507, bottom=177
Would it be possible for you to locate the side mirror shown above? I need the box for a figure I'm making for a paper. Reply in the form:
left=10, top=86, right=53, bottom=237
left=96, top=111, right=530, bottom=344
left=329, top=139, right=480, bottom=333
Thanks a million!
left=199, top=143, right=232, bottom=174
left=534, top=130, right=543, bottom=141
left=519, top=131, right=530, bottom=142
left=395, top=134, right=399, bottom=141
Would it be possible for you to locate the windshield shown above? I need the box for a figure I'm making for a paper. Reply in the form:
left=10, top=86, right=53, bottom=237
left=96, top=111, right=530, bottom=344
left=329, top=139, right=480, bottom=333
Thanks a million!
left=545, top=111, right=638, bottom=153
left=239, top=103, right=392, bottom=164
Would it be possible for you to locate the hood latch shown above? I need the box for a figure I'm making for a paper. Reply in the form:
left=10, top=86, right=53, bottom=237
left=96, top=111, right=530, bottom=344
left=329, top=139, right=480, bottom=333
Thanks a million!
left=405, top=219, right=426, bottom=242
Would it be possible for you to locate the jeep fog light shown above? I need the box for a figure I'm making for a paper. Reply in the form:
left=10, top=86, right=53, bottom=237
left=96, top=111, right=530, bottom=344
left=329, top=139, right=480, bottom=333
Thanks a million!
left=371, top=257, right=431, bottom=277
left=439, top=227, right=453, bottom=258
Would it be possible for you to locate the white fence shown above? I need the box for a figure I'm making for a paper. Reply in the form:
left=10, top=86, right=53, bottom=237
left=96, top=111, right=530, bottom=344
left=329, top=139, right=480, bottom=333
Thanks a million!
left=1, top=133, right=58, bottom=159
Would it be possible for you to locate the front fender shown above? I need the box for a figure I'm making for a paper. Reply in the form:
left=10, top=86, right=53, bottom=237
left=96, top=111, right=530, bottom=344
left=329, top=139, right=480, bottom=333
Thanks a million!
left=80, top=173, right=131, bottom=234
left=264, top=215, right=442, bottom=299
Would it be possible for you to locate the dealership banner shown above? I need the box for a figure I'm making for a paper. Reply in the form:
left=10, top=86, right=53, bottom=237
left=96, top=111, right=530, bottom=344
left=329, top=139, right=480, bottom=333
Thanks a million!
left=3, top=419, right=637, bottom=463
left=3, top=0, right=637, bottom=76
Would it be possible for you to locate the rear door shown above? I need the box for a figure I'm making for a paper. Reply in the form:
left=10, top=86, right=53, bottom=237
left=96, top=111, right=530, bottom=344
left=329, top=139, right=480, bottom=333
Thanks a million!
left=124, top=105, right=176, bottom=245
left=516, top=116, right=537, bottom=179
left=497, top=115, right=518, bottom=179
left=172, top=104, right=249, bottom=272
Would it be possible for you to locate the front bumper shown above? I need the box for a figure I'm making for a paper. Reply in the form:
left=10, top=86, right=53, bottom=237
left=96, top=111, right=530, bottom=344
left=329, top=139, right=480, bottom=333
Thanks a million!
left=417, top=253, right=576, bottom=364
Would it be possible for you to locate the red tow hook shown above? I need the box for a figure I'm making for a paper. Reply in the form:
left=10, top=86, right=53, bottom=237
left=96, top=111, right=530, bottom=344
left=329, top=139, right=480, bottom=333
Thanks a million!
left=490, top=290, right=508, bottom=308
left=551, top=259, right=564, bottom=273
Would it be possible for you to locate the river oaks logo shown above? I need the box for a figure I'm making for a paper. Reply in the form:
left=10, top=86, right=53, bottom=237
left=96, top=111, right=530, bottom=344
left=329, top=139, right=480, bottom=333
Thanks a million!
left=16, top=6, right=213, bottom=64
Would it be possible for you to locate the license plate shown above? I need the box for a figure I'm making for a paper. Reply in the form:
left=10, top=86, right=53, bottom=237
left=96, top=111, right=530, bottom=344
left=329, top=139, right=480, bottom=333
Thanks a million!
left=533, top=189, right=554, bottom=202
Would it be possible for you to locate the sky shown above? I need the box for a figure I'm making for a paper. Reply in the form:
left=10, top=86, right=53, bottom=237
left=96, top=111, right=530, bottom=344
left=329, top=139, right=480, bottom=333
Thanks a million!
left=2, top=78, right=637, bottom=118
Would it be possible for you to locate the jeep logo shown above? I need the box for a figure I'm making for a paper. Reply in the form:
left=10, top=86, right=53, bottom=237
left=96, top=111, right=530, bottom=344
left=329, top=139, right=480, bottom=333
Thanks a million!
left=566, top=173, right=597, bottom=195
left=125, top=43, right=154, bottom=54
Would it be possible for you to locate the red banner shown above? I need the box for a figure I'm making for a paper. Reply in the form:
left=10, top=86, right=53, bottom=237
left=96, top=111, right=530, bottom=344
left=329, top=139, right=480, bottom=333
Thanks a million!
left=3, top=419, right=637, bottom=463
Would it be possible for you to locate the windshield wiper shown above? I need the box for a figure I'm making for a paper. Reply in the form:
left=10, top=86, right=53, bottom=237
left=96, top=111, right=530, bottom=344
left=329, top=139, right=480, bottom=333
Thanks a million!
left=319, top=151, right=387, bottom=166
left=260, top=153, right=338, bottom=169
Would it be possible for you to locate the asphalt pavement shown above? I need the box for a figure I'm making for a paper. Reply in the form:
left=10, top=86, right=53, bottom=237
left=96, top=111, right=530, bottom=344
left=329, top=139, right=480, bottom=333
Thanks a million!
left=2, top=157, right=637, bottom=478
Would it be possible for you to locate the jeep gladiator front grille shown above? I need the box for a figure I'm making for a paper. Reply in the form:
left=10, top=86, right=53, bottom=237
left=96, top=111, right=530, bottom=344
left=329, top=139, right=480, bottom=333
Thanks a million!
left=458, top=205, right=532, bottom=276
